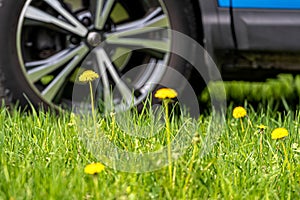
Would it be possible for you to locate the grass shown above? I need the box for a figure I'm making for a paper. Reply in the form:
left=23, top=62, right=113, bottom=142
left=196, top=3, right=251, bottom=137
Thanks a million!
left=0, top=100, right=300, bottom=199
left=201, top=74, right=300, bottom=111
left=1, top=73, right=300, bottom=199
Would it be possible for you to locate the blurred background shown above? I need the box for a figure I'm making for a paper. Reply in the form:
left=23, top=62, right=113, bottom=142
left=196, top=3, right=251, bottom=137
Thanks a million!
left=200, top=73, right=300, bottom=111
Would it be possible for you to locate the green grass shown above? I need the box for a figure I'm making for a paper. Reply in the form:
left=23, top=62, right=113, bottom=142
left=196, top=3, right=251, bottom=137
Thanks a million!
left=0, top=102, right=300, bottom=199
left=201, top=74, right=300, bottom=110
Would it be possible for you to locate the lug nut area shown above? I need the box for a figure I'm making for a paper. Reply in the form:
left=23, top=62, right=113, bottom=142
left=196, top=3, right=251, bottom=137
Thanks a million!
left=81, top=17, right=92, bottom=27
left=70, top=36, right=81, bottom=45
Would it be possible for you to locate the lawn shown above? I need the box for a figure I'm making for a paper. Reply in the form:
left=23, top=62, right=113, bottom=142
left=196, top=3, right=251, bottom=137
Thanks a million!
left=1, top=76, right=300, bottom=199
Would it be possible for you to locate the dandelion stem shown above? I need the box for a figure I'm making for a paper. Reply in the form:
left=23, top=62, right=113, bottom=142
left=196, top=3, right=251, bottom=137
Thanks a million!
left=281, top=141, right=290, bottom=171
left=89, top=81, right=97, bottom=132
left=259, top=134, right=263, bottom=157
left=184, top=143, right=197, bottom=191
left=164, top=100, right=173, bottom=187
left=93, top=176, right=100, bottom=200
left=240, top=118, right=244, bottom=132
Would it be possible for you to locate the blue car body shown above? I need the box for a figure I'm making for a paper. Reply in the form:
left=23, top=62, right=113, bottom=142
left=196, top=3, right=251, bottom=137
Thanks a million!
left=198, top=0, right=300, bottom=80
left=218, top=0, right=300, bottom=9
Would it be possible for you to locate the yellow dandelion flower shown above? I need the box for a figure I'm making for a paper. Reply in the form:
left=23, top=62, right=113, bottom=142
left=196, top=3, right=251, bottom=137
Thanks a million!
left=232, top=106, right=247, bottom=119
left=258, top=124, right=267, bottom=130
left=154, top=88, right=177, bottom=99
left=84, top=163, right=105, bottom=175
left=79, top=70, right=99, bottom=83
left=271, top=128, right=288, bottom=140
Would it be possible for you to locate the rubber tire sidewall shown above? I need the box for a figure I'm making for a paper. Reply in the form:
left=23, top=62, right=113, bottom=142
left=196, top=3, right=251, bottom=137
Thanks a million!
left=0, top=0, right=52, bottom=109
left=0, top=0, right=201, bottom=109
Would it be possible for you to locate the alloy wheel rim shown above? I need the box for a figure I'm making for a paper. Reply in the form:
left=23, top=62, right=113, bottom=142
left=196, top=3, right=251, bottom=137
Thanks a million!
left=16, top=0, right=171, bottom=112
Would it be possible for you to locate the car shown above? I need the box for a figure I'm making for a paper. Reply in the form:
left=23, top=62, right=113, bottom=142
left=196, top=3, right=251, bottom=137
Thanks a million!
left=0, top=0, right=299, bottom=111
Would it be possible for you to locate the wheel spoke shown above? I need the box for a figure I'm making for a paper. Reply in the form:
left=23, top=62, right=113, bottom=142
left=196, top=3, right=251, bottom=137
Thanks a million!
left=41, top=46, right=89, bottom=102
left=93, top=49, right=112, bottom=111
left=113, top=8, right=167, bottom=32
left=94, top=48, right=136, bottom=106
left=26, top=44, right=89, bottom=83
left=94, top=0, right=115, bottom=30
left=133, top=59, right=156, bottom=89
left=105, top=8, right=170, bottom=52
left=25, top=1, right=88, bottom=37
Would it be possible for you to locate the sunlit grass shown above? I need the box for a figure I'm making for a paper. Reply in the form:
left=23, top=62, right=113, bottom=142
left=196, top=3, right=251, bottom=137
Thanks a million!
left=0, top=102, right=300, bottom=199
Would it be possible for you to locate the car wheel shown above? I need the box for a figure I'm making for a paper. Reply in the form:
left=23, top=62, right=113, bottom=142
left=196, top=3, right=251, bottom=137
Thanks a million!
left=0, top=0, right=201, bottom=111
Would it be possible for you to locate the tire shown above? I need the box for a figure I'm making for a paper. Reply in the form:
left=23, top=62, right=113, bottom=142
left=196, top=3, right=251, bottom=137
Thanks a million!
left=0, top=0, right=201, bottom=111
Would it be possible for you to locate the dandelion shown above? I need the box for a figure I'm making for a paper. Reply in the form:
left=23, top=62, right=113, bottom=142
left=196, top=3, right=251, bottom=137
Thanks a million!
left=233, top=106, right=247, bottom=132
left=79, top=70, right=99, bottom=134
left=257, top=124, right=267, bottom=156
left=154, top=88, right=177, bottom=99
left=155, top=88, right=177, bottom=187
left=271, top=128, right=289, bottom=171
left=258, top=124, right=267, bottom=131
left=271, top=128, right=288, bottom=140
left=233, top=106, right=247, bottom=119
left=84, top=163, right=105, bottom=175
left=79, top=70, right=99, bottom=83
left=84, top=162, right=104, bottom=199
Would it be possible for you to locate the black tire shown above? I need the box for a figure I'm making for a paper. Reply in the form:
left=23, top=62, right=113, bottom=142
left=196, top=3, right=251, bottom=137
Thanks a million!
left=0, top=0, right=201, bottom=111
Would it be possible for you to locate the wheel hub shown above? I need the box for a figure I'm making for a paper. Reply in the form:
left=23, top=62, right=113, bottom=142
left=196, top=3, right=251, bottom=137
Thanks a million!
left=87, top=32, right=102, bottom=47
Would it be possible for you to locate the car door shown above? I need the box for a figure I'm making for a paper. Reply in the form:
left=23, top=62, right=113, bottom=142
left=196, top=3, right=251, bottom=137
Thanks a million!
left=219, top=0, right=300, bottom=51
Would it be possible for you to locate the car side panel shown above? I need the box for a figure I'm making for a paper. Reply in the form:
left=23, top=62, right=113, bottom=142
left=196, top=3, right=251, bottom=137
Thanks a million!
left=198, top=0, right=235, bottom=55
left=217, top=0, right=300, bottom=51
left=233, top=10, right=300, bottom=50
